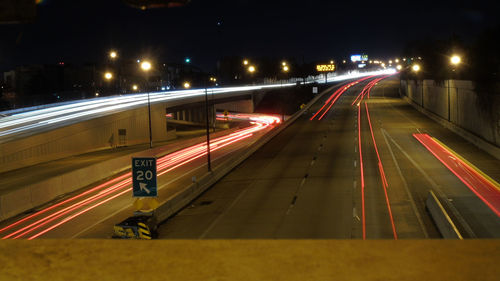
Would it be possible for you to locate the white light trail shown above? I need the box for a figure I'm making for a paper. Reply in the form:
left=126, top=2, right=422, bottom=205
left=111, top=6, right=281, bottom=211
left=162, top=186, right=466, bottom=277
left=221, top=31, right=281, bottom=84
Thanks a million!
left=0, top=70, right=392, bottom=139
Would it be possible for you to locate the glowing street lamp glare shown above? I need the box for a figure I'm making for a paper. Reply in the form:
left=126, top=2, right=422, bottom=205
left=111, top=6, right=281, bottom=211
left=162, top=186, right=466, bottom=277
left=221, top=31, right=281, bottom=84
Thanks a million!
left=243, top=60, right=249, bottom=65
left=104, top=72, right=113, bottom=80
left=283, top=65, right=289, bottom=72
left=109, top=51, right=117, bottom=59
left=132, top=85, right=138, bottom=91
left=412, top=64, right=421, bottom=72
left=248, top=65, right=256, bottom=73
left=396, top=65, right=402, bottom=70
left=183, top=82, right=191, bottom=88
left=141, top=61, right=152, bottom=71
left=450, top=55, right=461, bottom=65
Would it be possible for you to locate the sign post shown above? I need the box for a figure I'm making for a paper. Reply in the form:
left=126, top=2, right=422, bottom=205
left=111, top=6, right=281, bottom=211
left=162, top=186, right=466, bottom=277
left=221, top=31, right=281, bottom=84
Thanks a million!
left=132, top=157, right=158, bottom=198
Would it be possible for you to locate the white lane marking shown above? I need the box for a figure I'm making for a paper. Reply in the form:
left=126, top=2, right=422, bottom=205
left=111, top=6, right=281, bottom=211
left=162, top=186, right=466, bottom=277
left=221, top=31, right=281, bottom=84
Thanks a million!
left=380, top=128, right=428, bottom=238
left=199, top=187, right=249, bottom=239
left=381, top=128, right=476, bottom=238
left=354, top=160, right=357, bottom=168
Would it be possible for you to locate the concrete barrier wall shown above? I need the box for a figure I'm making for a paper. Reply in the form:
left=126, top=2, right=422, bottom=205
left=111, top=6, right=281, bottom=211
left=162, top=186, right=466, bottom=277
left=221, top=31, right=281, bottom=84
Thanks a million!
left=401, top=79, right=500, bottom=157
left=0, top=102, right=173, bottom=173
left=0, top=127, right=241, bottom=221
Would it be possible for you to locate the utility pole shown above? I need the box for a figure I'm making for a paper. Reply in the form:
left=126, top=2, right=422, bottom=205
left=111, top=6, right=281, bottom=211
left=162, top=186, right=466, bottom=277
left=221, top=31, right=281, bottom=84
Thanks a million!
left=205, top=87, right=211, bottom=172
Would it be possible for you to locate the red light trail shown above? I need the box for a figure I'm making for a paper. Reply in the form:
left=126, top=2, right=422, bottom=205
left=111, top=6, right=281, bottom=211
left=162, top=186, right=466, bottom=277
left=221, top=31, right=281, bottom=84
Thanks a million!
left=0, top=113, right=280, bottom=239
left=309, top=76, right=374, bottom=121
left=414, top=133, right=500, bottom=217
left=354, top=75, right=397, bottom=239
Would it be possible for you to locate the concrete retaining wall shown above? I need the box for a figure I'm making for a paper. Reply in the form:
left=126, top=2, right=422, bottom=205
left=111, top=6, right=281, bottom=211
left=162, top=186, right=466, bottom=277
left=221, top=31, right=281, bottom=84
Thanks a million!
left=401, top=80, right=500, bottom=159
left=0, top=128, right=240, bottom=221
left=0, top=102, right=174, bottom=174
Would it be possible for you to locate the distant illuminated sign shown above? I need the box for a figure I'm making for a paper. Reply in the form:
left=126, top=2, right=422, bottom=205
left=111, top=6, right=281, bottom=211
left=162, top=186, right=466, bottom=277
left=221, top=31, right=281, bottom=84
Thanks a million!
left=351, top=54, right=369, bottom=62
left=351, top=55, right=361, bottom=62
left=316, top=64, right=336, bottom=72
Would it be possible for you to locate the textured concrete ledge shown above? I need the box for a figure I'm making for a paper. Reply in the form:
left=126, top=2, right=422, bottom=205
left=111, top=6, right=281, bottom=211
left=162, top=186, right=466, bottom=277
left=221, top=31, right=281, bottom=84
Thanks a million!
left=1, top=240, right=499, bottom=281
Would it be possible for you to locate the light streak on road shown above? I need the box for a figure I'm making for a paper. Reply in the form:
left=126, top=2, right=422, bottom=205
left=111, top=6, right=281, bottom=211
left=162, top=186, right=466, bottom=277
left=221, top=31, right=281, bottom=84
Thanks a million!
left=0, top=113, right=280, bottom=239
left=309, top=76, right=374, bottom=121
left=357, top=103, right=366, bottom=240
left=351, top=76, right=387, bottom=106
left=0, top=70, right=394, bottom=140
left=414, top=133, right=500, bottom=217
left=353, top=74, right=396, bottom=239
left=365, top=102, right=398, bottom=239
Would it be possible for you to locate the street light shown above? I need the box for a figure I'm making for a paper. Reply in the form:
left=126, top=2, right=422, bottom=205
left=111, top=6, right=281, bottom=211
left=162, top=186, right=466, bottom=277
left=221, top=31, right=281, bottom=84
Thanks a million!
left=396, top=65, right=402, bottom=70
left=450, top=55, right=461, bottom=65
left=448, top=54, right=461, bottom=121
left=283, top=65, right=289, bottom=72
left=141, top=61, right=152, bottom=72
left=183, top=82, right=191, bottom=89
left=140, top=60, right=153, bottom=149
left=412, top=64, right=421, bottom=72
left=243, top=59, right=249, bottom=65
left=248, top=65, right=256, bottom=73
left=109, top=51, right=117, bottom=59
left=104, top=72, right=113, bottom=80
left=132, top=84, right=138, bottom=91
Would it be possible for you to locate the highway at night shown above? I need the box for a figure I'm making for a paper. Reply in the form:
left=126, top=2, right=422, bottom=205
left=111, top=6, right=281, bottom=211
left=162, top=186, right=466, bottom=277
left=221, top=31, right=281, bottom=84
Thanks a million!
left=0, top=113, right=281, bottom=239
left=157, top=76, right=500, bottom=239
left=0, top=70, right=391, bottom=143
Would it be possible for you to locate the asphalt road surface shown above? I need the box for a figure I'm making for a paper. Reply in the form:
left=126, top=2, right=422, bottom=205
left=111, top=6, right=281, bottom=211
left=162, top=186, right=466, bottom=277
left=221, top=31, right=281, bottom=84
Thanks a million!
left=157, top=76, right=500, bottom=239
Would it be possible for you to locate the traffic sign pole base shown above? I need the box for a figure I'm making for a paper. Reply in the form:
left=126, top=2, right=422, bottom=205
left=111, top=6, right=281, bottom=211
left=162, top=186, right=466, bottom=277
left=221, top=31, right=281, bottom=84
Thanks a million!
left=134, top=198, right=159, bottom=212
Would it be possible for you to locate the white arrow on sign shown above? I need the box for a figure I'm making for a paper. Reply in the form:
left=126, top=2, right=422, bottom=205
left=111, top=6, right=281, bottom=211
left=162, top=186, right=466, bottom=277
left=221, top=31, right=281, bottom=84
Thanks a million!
left=139, top=182, right=151, bottom=194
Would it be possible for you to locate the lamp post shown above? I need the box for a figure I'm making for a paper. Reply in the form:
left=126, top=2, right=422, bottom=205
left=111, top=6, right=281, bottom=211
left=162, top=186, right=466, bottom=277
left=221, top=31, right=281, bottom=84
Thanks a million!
left=448, top=55, right=461, bottom=121
left=108, top=51, right=122, bottom=94
left=140, top=60, right=153, bottom=149
left=281, top=62, right=289, bottom=87
left=412, top=64, right=422, bottom=106
left=248, top=65, right=256, bottom=84
left=205, top=85, right=212, bottom=172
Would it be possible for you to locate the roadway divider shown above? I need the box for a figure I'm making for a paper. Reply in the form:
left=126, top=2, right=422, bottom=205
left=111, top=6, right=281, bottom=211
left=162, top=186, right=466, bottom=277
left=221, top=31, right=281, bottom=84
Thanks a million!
left=114, top=84, right=339, bottom=238
left=425, top=190, right=463, bottom=239
left=0, top=128, right=242, bottom=222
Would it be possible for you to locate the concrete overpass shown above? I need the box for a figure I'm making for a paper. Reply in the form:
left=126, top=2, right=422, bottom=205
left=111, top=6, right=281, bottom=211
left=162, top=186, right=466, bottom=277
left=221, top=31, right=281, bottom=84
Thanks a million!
left=0, top=70, right=394, bottom=174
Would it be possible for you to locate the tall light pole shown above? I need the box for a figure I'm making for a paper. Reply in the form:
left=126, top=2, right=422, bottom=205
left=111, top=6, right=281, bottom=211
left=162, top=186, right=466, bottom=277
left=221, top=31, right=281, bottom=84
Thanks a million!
left=205, top=85, right=212, bottom=172
left=141, top=60, right=153, bottom=149
left=412, top=64, right=423, bottom=107
left=109, top=51, right=121, bottom=94
left=449, top=55, right=461, bottom=121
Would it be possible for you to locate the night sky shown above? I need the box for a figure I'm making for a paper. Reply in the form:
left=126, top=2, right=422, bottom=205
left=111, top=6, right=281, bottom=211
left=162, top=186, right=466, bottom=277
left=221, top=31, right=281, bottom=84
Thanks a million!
left=0, top=0, right=497, bottom=71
